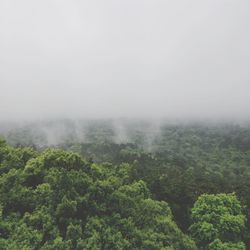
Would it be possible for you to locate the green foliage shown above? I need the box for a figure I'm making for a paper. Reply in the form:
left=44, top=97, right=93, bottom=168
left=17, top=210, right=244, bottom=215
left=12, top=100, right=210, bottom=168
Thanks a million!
left=189, top=193, right=246, bottom=249
left=0, top=141, right=196, bottom=249
left=1, top=122, right=250, bottom=248
left=208, top=239, right=246, bottom=250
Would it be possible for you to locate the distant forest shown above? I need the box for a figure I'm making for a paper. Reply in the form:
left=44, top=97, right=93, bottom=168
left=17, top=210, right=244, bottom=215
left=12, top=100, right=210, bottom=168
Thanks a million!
left=0, top=119, right=250, bottom=249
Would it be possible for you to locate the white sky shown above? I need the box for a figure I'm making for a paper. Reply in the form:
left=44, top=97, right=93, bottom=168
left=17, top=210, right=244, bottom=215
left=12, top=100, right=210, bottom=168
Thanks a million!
left=0, top=0, right=250, bottom=121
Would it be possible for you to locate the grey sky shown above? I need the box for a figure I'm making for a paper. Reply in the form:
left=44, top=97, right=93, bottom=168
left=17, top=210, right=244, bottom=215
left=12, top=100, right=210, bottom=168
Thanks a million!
left=0, top=0, right=250, bottom=121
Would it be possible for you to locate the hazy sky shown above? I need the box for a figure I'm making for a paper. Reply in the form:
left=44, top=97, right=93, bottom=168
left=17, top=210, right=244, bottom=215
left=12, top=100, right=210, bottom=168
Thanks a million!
left=0, top=0, right=250, bottom=121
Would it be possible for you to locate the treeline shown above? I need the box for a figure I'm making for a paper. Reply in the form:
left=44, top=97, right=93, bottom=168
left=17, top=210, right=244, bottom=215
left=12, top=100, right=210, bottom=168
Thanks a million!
left=0, top=121, right=250, bottom=249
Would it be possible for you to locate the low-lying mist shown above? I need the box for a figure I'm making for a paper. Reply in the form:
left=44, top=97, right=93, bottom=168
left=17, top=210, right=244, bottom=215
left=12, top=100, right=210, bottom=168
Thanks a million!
left=0, top=118, right=249, bottom=151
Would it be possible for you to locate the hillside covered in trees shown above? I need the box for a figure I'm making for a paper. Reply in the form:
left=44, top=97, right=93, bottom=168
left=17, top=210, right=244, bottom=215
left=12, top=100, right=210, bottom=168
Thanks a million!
left=0, top=119, right=250, bottom=249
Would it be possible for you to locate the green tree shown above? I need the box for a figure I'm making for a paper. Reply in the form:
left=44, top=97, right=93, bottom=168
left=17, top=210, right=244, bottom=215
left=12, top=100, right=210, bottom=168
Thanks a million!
left=0, top=142, right=196, bottom=249
left=189, top=193, right=246, bottom=249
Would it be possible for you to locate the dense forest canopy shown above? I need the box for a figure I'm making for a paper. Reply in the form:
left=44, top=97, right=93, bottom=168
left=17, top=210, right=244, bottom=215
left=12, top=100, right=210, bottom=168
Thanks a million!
left=0, top=119, right=250, bottom=249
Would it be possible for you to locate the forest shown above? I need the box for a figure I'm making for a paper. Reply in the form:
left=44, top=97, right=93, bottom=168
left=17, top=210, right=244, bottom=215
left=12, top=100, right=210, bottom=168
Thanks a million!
left=0, top=119, right=249, bottom=249
left=1, top=0, right=249, bottom=248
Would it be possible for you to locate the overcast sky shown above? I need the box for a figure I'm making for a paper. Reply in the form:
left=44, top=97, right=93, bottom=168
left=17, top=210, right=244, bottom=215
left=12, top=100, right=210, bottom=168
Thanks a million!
left=0, top=0, right=250, bottom=121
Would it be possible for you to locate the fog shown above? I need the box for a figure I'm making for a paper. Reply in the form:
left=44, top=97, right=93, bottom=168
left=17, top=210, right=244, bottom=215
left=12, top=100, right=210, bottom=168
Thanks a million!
left=1, top=0, right=250, bottom=121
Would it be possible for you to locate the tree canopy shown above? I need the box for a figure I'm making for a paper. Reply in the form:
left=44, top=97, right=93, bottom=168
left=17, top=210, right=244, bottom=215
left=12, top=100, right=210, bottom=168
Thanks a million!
left=1, top=121, right=250, bottom=248
left=0, top=140, right=196, bottom=249
left=189, top=193, right=246, bottom=249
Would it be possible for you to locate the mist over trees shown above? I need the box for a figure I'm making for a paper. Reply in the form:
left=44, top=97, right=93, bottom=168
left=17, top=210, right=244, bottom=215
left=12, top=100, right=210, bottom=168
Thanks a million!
left=0, top=119, right=250, bottom=249
left=1, top=0, right=250, bottom=249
